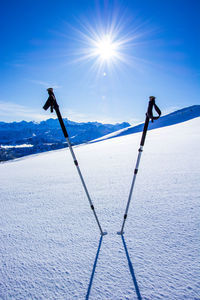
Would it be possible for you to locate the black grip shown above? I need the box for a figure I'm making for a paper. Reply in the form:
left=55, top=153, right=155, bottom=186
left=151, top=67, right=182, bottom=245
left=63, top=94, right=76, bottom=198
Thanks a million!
left=43, top=97, right=52, bottom=111
left=43, top=93, right=59, bottom=113
left=140, top=115, right=149, bottom=146
left=43, top=90, right=69, bottom=138
left=147, top=98, right=161, bottom=122
left=56, top=108, right=69, bottom=138
left=140, top=98, right=161, bottom=146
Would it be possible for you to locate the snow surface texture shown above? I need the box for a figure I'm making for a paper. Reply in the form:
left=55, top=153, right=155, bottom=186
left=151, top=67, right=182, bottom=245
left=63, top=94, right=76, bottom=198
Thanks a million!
left=0, top=118, right=199, bottom=300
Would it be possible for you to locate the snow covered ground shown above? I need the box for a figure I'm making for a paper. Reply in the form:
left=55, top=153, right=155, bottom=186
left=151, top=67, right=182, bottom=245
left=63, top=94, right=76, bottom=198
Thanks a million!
left=0, top=117, right=199, bottom=299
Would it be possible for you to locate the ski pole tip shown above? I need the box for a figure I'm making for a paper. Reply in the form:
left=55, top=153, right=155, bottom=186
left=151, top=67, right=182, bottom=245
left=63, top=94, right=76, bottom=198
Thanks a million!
left=117, top=231, right=124, bottom=235
left=101, top=231, right=108, bottom=236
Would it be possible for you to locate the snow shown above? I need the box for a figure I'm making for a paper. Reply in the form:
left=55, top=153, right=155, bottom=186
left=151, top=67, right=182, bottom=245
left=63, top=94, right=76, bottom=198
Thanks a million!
left=0, top=117, right=199, bottom=299
left=0, top=144, right=33, bottom=149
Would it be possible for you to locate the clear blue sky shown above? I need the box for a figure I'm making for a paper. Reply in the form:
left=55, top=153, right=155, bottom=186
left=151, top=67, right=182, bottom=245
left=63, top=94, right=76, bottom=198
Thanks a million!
left=0, top=0, right=199, bottom=123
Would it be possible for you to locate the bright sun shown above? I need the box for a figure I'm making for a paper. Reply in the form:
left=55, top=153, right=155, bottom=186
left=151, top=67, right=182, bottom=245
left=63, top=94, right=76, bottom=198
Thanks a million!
left=74, top=16, right=138, bottom=74
left=94, top=35, right=117, bottom=61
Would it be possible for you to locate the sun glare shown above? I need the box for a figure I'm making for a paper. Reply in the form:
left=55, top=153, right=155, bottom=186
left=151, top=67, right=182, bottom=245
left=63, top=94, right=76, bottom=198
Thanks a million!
left=94, top=35, right=118, bottom=61
left=73, top=12, right=143, bottom=75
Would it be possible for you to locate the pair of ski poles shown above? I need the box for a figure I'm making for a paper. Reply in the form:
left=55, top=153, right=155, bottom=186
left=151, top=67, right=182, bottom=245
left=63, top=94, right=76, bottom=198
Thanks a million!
left=43, top=89, right=161, bottom=236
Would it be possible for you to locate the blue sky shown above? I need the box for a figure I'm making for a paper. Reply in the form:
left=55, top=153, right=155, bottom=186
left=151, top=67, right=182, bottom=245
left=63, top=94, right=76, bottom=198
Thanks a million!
left=0, top=0, right=199, bottom=124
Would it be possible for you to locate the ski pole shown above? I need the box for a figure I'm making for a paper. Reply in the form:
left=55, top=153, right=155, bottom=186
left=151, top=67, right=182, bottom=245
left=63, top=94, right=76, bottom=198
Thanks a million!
left=117, top=96, right=161, bottom=235
left=43, top=88, right=107, bottom=236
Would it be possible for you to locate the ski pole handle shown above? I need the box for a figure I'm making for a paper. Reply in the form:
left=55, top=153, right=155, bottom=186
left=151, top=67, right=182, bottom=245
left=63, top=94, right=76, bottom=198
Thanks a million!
left=140, top=96, right=161, bottom=146
left=43, top=88, right=68, bottom=138
left=147, top=96, right=161, bottom=122
left=43, top=88, right=59, bottom=112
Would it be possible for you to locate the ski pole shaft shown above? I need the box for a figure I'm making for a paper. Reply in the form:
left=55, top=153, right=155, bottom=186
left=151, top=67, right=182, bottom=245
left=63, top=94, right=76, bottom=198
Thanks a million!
left=64, top=134, right=104, bottom=235
left=43, top=88, right=106, bottom=236
left=119, top=118, right=148, bottom=235
left=118, top=96, right=161, bottom=235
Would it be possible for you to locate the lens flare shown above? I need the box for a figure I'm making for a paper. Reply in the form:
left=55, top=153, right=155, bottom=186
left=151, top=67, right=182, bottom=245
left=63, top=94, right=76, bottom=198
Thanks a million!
left=71, top=10, right=146, bottom=75
left=93, top=35, right=118, bottom=61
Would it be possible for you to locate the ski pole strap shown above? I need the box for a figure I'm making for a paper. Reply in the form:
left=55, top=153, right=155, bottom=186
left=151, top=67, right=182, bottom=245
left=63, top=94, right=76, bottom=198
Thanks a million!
left=147, top=98, right=161, bottom=122
left=43, top=92, right=59, bottom=113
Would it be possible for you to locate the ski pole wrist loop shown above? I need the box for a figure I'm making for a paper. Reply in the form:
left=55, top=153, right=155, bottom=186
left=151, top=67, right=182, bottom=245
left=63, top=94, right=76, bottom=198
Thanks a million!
left=43, top=90, right=59, bottom=113
left=147, top=98, right=161, bottom=122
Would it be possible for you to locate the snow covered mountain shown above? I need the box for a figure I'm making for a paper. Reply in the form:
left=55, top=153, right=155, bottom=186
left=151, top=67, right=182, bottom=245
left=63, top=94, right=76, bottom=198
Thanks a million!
left=91, top=105, right=200, bottom=143
left=0, top=116, right=199, bottom=299
left=0, top=119, right=130, bottom=161
left=0, top=118, right=130, bottom=146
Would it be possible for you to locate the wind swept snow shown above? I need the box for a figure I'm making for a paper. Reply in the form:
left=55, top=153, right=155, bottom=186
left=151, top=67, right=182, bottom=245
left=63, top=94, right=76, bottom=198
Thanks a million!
left=0, top=118, right=199, bottom=299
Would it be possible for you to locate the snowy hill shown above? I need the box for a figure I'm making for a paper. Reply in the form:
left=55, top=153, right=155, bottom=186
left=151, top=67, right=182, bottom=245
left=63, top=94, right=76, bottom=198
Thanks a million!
left=0, top=117, right=199, bottom=299
left=91, top=105, right=200, bottom=143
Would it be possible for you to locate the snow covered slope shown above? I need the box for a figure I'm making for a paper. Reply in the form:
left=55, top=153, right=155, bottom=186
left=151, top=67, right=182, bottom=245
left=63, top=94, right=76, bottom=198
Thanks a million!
left=0, top=117, right=199, bottom=299
left=91, top=105, right=200, bottom=143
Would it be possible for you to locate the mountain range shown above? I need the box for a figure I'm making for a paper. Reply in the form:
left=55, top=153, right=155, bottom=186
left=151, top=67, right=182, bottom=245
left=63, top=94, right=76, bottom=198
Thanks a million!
left=0, top=105, right=199, bottom=161
left=0, top=119, right=130, bottom=161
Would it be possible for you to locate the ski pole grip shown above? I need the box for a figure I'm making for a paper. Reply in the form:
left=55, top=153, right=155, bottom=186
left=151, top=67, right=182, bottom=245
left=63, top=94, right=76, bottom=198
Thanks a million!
left=43, top=88, right=59, bottom=113
left=147, top=96, right=161, bottom=122
left=43, top=88, right=69, bottom=138
left=140, top=96, right=161, bottom=146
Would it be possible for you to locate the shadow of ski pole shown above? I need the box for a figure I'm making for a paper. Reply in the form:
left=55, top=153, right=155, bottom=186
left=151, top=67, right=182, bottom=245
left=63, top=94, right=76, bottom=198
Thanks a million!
left=85, top=236, right=103, bottom=300
left=121, top=235, right=142, bottom=300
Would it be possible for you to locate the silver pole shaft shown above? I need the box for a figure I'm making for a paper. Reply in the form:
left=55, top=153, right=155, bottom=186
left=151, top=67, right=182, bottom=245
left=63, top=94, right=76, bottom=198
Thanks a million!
left=66, top=137, right=104, bottom=235
left=119, top=145, right=143, bottom=234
